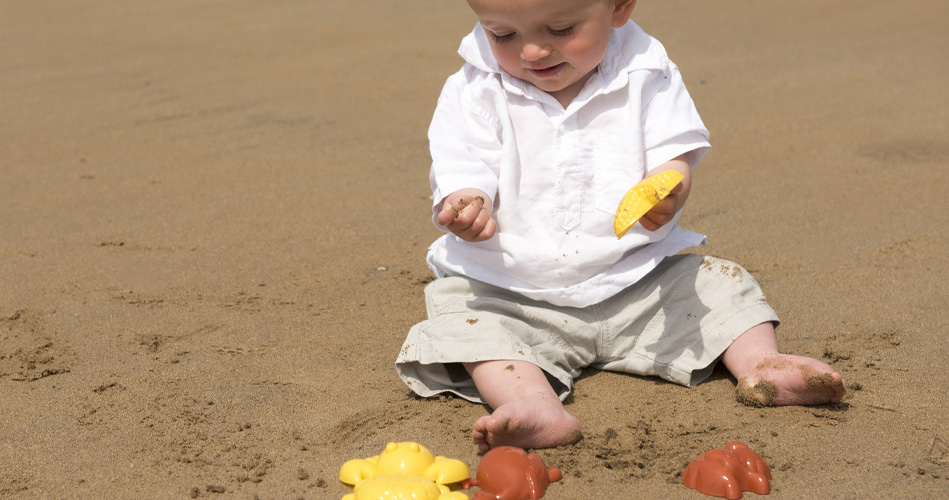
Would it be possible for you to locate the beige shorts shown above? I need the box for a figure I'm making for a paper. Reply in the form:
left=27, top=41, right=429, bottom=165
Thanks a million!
left=396, top=254, right=779, bottom=403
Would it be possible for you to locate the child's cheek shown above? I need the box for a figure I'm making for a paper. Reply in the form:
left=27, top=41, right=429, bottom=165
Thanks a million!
left=492, top=47, right=522, bottom=75
left=563, top=37, right=606, bottom=73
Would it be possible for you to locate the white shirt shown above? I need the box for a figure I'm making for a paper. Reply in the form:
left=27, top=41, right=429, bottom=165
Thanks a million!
left=426, top=21, right=711, bottom=308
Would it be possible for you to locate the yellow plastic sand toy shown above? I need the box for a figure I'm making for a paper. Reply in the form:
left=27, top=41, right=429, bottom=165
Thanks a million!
left=339, top=441, right=470, bottom=500
left=613, top=170, right=685, bottom=238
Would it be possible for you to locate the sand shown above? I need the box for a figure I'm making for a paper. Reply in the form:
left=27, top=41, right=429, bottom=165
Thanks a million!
left=2, top=0, right=947, bottom=498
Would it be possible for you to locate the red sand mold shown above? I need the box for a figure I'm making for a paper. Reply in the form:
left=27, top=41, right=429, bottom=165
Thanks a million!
left=683, top=441, right=772, bottom=499
left=464, top=446, right=562, bottom=500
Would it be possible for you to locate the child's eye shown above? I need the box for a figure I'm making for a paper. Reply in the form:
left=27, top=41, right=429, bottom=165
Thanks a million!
left=490, top=31, right=516, bottom=43
left=549, top=26, right=575, bottom=37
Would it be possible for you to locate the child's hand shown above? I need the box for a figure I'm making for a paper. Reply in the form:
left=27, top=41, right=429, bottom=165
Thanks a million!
left=639, top=156, right=692, bottom=232
left=639, top=181, right=684, bottom=231
left=436, top=188, right=497, bottom=242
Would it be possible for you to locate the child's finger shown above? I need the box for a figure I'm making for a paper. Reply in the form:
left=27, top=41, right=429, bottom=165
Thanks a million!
left=437, top=195, right=475, bottom=227
left=436, top=205, right=460, bottom=227
left=640, top=195, right=679, bottom=231
left=649, top=195, right=678, bottom=216
left=458, top=207, right=495, bottom=242
left=454, top=196, right=485, bottom=223
left=472, top=214, right=497, bottom=242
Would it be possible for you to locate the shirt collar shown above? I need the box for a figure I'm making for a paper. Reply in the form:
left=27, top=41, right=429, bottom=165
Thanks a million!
left=458, top=24, right=535, bottom=99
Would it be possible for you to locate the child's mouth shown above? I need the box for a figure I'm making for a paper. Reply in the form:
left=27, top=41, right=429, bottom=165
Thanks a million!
left=527, top=62, right=566, bottom=79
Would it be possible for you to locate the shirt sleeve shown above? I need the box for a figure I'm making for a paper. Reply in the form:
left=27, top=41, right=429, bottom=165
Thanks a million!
left=641, top=63, right=711, bottom=170
left=428, top=67, right=503, bottom=229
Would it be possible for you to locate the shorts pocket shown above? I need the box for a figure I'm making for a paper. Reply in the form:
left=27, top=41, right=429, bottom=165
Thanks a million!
left=425, top=276, right=476, bottom=316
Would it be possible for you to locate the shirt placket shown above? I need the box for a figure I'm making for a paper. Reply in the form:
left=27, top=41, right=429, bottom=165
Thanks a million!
left=554, top=113, right=582, bottom=231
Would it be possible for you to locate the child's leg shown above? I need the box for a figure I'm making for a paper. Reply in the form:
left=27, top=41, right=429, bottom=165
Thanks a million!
left=464, top=360, right=581, bottom=451
left=721, top=322, right=846, bottom=406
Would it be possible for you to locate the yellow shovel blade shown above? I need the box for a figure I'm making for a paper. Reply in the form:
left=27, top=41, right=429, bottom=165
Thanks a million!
left=613, top=170, right=684, bottom=238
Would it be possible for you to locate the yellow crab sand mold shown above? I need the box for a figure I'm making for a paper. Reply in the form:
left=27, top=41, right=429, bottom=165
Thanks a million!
left=613, top=170, right=685, bottom=238
left=339, top=441, right=470, bottom=500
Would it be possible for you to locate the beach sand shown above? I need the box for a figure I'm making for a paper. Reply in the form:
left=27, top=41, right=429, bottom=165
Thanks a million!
left=2, top=0, right=947, bottom=498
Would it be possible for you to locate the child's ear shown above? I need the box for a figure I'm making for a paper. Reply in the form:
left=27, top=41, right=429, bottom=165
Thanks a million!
left=611, top=0, right=638, bottom=28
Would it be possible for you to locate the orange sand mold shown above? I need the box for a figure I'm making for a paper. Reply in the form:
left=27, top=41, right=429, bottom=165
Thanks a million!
left=683, top=441, right=772, bottom=499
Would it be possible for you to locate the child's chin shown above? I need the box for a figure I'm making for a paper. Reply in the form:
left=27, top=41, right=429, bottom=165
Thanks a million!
left=530, top=79, right=570, bottom=94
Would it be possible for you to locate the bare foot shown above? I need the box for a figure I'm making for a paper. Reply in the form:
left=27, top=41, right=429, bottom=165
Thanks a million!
left=734, top=353, right=846, bottom=406
left=472, top=392, right=581, bottom=451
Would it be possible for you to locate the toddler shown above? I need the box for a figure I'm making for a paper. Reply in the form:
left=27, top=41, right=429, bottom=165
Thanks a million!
left=397, top=0, right=845, bottom=451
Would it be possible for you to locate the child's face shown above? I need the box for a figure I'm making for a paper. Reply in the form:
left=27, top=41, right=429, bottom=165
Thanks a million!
left=467, top=0, right=635, bottom=105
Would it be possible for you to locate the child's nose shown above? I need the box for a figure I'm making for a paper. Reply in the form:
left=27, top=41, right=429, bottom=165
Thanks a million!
left=521, top=41, right=551, bottom=62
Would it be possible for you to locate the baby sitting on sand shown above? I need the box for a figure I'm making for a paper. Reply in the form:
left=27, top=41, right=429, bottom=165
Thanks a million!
left=396, top=0, right=845, bottom=451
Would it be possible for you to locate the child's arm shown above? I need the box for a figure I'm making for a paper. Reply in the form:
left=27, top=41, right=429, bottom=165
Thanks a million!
left=436, top=188, right=497, bottom=242
left=639, top=154, right=691, bottom=232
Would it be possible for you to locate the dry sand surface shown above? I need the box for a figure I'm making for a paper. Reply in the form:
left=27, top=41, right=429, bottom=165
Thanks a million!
left=2, top=0, right=948, bottom=498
